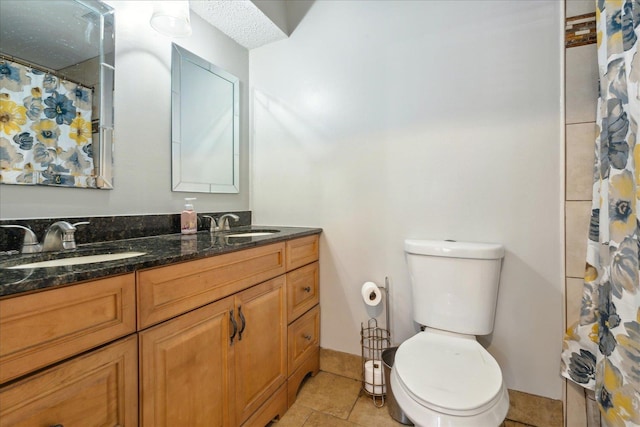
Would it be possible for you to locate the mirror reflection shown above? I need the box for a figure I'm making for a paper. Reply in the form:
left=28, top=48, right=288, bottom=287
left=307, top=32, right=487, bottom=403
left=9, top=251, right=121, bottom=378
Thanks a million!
left=172, top=44, right=240, bottom=193
left=0, top=0, right=114, bottom=189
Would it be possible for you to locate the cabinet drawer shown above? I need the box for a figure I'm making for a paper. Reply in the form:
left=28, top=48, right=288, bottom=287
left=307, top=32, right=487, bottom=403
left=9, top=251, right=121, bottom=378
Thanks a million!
left=287, top=305, right=320, bottom=376
left=286, top=235, right=319, bottom=271
left=138, top=242, right=286, bottom=328
left=287, top=262, right=319, bottom=323
left=0, top=273, right=136, bottom=384
left=0, top=335, right=138, bottom=427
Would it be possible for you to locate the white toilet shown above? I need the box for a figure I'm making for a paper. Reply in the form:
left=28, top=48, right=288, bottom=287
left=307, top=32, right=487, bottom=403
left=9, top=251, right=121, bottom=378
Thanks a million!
left=390, top=239, right=509, bottom=427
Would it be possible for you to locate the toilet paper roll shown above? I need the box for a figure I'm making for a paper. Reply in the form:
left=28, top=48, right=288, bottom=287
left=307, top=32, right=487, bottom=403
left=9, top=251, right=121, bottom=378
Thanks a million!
left=361, top=281, right=382, bottom=306
left=364, top=359, right=386, bottom=395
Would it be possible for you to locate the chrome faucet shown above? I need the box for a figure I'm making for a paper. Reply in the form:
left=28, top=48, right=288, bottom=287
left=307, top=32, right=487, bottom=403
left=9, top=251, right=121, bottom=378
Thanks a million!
left=0, top=225, right=42, bottom=253
left=217, top=213, right=239, bottom=231
left=42, top=221, right=75, bottom=252
left=1, top=221, right=90, bottom=253
left=202, top=214, right=239, bottom=232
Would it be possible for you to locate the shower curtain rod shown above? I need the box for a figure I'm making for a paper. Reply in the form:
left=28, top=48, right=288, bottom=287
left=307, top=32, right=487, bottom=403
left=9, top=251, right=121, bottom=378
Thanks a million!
left=0, top=53, right=95, bottom=90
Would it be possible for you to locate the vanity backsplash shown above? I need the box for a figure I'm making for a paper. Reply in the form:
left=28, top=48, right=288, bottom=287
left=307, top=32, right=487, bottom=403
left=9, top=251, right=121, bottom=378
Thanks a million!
left=0, top=211, right=251, bottom=253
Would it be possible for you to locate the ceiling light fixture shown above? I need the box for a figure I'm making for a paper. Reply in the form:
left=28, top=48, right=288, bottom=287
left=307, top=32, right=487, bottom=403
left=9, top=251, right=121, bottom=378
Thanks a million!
left=150, top=1, right=192, bottom=38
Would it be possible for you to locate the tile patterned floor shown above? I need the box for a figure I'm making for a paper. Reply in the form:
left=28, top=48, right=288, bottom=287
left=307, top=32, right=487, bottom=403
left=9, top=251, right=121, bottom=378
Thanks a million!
left=272, top=371, right=535, bottom=427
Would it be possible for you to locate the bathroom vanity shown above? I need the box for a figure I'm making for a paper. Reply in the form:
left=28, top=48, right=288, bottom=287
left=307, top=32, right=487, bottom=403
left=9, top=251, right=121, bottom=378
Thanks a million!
left=0, top=228, right=321, bottom=427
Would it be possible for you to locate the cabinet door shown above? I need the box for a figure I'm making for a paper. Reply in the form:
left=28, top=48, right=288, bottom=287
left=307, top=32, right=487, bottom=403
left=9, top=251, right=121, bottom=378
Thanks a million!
left=139, top=297, right=235, bottom=427
left=0, top=335, right=137, bottom=427
left=234, top=276, right=287, bottom=424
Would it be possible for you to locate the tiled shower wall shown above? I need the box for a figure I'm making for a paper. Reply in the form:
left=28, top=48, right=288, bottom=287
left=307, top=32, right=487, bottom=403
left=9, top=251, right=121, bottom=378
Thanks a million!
left=564, top=1, right=599, bottom=426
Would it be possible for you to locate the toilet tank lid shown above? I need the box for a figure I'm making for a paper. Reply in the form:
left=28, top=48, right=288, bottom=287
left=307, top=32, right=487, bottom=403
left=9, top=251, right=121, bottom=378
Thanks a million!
left=404, top=239, right=505, bottom=259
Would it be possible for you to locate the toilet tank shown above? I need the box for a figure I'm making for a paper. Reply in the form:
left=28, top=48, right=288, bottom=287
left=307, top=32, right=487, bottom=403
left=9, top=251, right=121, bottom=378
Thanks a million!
left=404, top=239, right=505, bottom=335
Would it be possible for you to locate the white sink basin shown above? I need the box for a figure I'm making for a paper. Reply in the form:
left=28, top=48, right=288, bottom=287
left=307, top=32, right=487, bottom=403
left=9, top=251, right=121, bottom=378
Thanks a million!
left=226, top=232, right=276, bottom=238
left=6, top=252, right=146, bottom=269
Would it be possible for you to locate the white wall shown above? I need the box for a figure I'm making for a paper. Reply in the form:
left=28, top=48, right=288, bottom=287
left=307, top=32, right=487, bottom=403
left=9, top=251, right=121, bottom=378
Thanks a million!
left=0, top=1, right=250, bottom=219
left=251, top=0, right=289, bottom=35
left=250, top=0, right=564, bottom=399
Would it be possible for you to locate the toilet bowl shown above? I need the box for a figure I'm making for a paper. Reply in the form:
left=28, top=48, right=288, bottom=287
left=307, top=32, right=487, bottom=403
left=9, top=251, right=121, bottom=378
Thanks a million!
left=390, top=329, right=509, bottom=426
left=395, top=239, right=509, bottom=426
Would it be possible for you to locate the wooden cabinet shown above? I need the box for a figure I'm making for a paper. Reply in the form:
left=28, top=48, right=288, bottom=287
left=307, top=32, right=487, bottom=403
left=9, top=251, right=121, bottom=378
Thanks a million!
left=0, top=273, right=136, bottom=384
left=242, top=385, right=288, bottom=427
left=137, top=243, right=286, bottom=329
left=139, top=296, right=236, bottom=427
left=286, top=235, right=319, bottom=271
left=0, top=233, right=320, bottom=427
left=138, top=236, right=319, bottom=426
left=0, top=335, right=138, bottom=427
left=284, top=236, right=321, bottom=409
left=139, top=276, right=287, bottom=427
left=288, top=305, right=320, bottom=376
left=286, top=262, right=319, bottom=323
left=234, top=276, right=287, bottom=424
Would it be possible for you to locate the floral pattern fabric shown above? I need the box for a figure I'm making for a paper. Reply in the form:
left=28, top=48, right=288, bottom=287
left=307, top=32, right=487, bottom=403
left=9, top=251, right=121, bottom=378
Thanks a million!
left=561, top=1, right=640, bottom=426
left=0, top=59, right=95, bottom=187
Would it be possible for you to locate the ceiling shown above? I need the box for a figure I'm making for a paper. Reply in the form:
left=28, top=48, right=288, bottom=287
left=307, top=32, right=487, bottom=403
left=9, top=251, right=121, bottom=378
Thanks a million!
left=190, top=0, right=289, bottom=50
left=0, top=0, right=295, bottom=73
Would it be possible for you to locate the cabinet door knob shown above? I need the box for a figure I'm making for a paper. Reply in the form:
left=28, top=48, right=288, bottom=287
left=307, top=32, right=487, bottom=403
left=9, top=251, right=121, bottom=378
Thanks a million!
left=303, top=286, right=311, bottom=293
left=303, top=334, right=312, bottom=341
left=238, top=306, right=246, bottom=341
left=229, top=310, right=238, bottom=344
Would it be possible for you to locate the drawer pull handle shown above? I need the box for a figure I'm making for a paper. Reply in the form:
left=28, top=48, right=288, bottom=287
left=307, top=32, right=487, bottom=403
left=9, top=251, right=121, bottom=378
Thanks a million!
left=230, top=310, right=238, bottom=344
left=238, top=306, right=246, bottom=341
left=303, top=334, right=312, bottom=341
left=303, top=286, right=311, bottom=293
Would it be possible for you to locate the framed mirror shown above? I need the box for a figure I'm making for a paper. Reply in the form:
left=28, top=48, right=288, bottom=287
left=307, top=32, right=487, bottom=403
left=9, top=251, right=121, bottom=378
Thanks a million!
left=0, top=0, right=115, bottom=189
left=171, top=44, right=240, bottom=193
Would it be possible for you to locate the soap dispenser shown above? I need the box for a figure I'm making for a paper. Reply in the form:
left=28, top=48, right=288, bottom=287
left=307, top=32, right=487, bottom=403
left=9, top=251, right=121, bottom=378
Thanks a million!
left=181, top=198, right=197, bottom=234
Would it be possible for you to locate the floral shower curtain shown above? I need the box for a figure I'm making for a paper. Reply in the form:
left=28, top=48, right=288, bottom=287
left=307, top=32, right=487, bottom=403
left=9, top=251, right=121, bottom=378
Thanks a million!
left=561, top=1, right=640, bottom=426
left=0, top=59, right=95, bottom=187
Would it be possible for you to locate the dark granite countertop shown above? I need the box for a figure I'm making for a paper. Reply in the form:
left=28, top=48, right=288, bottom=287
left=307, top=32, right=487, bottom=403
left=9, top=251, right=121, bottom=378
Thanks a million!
left=0, top=226, right=321, bottom=298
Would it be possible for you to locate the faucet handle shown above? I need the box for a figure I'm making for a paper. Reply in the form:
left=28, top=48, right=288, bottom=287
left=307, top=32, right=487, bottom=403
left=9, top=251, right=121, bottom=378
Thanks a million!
left=0, top=225, right=42, bottom=253
left=63, top=222, right=91, bottom=250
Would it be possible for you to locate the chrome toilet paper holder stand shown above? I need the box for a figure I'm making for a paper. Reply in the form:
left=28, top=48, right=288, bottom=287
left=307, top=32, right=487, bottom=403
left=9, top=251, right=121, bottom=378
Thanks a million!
left=360, top=277, right=391, bottom=407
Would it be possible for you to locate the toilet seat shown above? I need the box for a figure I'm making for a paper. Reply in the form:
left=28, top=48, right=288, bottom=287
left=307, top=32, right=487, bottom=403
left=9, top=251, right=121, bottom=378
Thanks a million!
left=394, top=331, right=503, bottom=416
